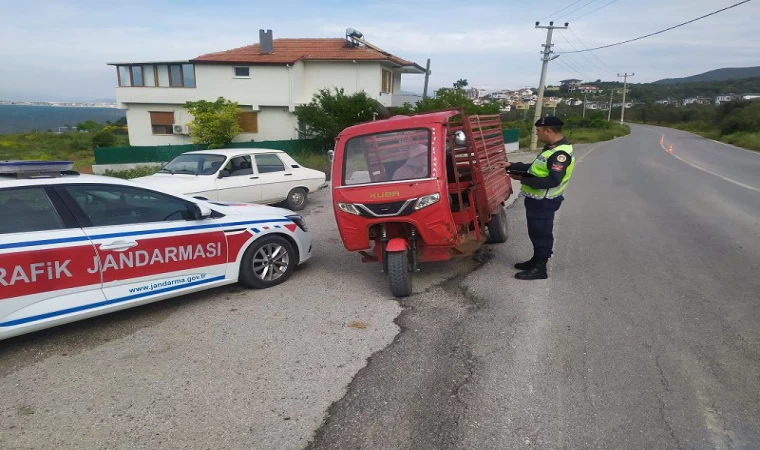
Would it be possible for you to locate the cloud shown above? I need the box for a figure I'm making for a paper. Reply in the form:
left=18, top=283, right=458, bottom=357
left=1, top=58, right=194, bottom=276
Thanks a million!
left=1, top=0, right=758, bottom=100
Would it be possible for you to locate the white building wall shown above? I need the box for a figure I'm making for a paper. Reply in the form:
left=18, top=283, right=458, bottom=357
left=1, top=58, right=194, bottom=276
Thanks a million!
left=124, top=104, right=297, bottom=146
left=116, top=64, right=291, bottom=108
left=117, top=60, right=407, bottom=146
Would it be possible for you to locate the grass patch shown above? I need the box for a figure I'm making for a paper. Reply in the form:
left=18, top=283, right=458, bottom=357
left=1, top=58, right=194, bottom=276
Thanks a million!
left=643, top=122, right=760, bottom=152
left=0, top=131, right=128, bottom=171
left=564, top=123, right=631, bottom=144
left=103, top=165, right=161, bottom=179
left=292, top=151, right=332, bottom=179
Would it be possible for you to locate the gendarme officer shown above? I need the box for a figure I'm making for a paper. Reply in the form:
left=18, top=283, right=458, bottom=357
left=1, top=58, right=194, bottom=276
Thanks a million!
left=504, top=116, right=574, bottom=280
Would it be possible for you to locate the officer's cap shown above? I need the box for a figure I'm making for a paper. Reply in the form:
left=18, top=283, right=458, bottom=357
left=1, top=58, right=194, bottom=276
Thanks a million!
left=535, top=116, right=564, bottom=128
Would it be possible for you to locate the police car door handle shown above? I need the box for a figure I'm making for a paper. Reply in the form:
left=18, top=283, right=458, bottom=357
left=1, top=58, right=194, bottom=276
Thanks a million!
left=250, top=176, right=259, bottom=179
left=100, top=240, right=138, bottom=251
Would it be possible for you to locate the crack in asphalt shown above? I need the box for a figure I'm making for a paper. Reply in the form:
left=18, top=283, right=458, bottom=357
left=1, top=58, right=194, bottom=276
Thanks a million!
left=304, top=245, right=496, bottom=450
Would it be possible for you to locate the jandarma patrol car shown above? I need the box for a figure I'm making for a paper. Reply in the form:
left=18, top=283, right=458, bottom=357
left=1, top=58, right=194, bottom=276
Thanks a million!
left=0, top=161, right=313, bottom=341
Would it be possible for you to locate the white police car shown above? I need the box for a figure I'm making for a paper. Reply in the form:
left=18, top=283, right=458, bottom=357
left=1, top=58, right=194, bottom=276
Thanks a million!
left=0, top=161, right=313, bottom=341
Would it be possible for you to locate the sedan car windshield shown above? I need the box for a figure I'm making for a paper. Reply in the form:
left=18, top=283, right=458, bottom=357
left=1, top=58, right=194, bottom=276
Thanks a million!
left=159, top=154, right=227, bottom=175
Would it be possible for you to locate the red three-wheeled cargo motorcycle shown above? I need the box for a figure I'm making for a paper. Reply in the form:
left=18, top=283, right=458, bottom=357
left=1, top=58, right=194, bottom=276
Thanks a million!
left=331, top=108, right=514, bottom=297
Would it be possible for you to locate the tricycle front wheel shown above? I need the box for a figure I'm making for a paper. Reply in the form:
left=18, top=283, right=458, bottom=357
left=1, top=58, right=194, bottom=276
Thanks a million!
left=387, top=250, right=412, bottom=297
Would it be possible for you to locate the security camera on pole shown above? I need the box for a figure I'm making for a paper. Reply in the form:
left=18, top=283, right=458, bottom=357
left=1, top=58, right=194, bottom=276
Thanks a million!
left=530, top=21, right=568, bottom=152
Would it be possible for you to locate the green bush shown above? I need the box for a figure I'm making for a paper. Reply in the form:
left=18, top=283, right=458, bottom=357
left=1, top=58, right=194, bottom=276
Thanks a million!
left=103, top=165, right=161, bottom=179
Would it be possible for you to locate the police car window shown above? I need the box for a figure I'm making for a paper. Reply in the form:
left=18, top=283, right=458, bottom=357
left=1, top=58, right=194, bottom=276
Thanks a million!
left=63, top=185, right=194, bottom=227
left=255, top=154, right=285, bottom=173
left=0, top=188, right=65, bottom=234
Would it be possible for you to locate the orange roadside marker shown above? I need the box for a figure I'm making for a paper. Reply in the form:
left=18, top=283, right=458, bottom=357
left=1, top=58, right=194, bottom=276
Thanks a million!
left=667, top=145, right=673, bottom=154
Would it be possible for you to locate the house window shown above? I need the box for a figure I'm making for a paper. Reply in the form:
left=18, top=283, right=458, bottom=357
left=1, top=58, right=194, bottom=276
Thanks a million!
left=118, top=66, right=131, bottom=87
left=169, top=65, right=183, bottom=87
left=150, top=111, right=175, bottom=135
left=381, top=70, right=393, bottom=94
left=238, top=112, right=258, bottom=133
left=234, top=67, right=250, bottom=78
left=156, top=65, right=170, bottom=87
left=131, top=66, right=144, bottom=87
left=117, top=64, right=194, bottom=88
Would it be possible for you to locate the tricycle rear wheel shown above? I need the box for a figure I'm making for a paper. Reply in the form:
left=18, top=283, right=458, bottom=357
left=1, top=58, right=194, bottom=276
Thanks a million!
left=387, top=250, right=412, bottom=297
left=486, top=205, right=509, bottom=244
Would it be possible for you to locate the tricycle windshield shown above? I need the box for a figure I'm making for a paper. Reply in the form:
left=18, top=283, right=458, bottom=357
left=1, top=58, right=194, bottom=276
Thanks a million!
left=342, top=128, right=432, bottom=186
left=159, top=153, right=227, bottom=175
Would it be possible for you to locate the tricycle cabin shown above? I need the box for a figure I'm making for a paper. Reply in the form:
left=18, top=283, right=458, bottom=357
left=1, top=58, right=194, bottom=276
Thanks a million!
left=341, top=128, right=432, bottom=186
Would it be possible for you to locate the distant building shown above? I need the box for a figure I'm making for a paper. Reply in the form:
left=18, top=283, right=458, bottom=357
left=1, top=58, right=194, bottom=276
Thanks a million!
left=742, top=93, right=760, bottom=100
left=559, top=79, right=582, bottom=93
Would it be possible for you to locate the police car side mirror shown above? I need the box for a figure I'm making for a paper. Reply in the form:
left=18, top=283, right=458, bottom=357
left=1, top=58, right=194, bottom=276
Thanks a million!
left=189, top=203, right=212, bottom=220
left=218, top=169, right=230, bottom=179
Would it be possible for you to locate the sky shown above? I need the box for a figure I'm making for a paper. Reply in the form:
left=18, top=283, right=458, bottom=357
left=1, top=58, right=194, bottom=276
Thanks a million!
left=1, top=0, right=758, bottom=102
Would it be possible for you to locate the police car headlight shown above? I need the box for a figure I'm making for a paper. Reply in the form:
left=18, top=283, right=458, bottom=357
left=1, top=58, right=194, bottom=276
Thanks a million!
left=286, top=215, right=308, bottom=232
left=337, top=202, right=362, bottom=216
left=414, top=193, right=440, bottom=210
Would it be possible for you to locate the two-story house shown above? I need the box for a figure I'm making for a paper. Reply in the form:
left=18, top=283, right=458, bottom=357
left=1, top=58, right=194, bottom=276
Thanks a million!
left=109, top=29, right=425, bottom=146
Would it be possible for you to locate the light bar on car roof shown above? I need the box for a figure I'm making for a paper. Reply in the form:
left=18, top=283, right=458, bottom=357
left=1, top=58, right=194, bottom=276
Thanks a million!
left=0, top=160, right=75, bottom=178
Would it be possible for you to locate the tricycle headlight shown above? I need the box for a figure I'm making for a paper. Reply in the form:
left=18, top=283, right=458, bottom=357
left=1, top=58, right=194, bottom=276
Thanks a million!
left=286, top=214, right=308, bottom=232
left=337, top=202, right=362, bottom=216
left=414, top=193, right=440, bottom=210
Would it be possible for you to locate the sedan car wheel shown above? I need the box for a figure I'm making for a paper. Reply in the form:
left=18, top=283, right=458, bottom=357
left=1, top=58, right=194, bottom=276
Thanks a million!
left=239, top=235, right=296, bottom=289
left=285, top=187, right=308, bottom=211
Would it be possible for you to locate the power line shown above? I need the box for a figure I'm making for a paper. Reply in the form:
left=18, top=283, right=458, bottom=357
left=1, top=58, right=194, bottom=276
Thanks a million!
left=557, top=0, right=754, bottom=54
left=558, top=32, right=616, bottom=77
left=566, top=0, right=623, bottom=21
left=558, top=0, right=602, bottom=20
left=568, top=28, right=619, bottom=74
left=539, top=0, right=586, bottom=21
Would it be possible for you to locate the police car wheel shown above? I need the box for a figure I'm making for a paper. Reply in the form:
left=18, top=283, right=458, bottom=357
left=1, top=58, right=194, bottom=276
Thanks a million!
left=239, top=235, right=296, bottom=289
left=285, top=187, right=307, bottom=211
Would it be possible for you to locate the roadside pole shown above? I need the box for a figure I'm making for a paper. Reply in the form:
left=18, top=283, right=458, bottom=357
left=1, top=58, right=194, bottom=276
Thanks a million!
left=618, top=72, right=634, bottom=124
left=422, top=59, right=431, bottom=100
left=530, top=21, right=568, bottom=152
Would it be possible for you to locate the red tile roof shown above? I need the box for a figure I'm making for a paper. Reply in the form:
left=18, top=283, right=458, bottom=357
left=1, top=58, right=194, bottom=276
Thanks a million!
left=191, top=38, right=423, bottom=70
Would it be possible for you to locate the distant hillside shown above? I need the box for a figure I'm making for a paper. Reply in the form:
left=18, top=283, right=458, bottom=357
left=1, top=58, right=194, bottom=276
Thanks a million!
left=655, top=67, right=760, bottom=85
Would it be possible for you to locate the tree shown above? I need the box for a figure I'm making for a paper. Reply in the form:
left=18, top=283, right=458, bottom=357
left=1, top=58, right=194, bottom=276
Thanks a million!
left=91, top=130, right=117, bottom=148
left=76, top=120, right=102, bottom=132
left=183, top=97, right=242, bottom=149
left=294, top=88, right=377, bottom=150
left=395, top=80, right=500, bottom=116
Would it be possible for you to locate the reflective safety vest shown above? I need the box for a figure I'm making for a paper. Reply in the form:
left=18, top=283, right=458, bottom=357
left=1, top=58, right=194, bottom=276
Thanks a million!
left=521, top=144, right=575, bottom=199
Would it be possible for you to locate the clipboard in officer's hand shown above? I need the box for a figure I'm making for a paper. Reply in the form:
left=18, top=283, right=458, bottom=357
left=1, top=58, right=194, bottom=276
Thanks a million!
left=506, top=169, right=536, bottom=178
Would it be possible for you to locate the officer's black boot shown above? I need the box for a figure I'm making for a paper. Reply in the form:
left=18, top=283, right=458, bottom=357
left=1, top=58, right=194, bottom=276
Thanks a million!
left=514, top=255, right=537, bottom=271
left=515, top=257, right=548, bottom=280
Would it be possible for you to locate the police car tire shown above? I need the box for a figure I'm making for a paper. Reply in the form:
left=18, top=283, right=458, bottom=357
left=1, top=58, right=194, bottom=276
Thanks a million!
left=239, top=235, right=296, bottom=289
left=285, top=187, right=308, bottom=211
left=486, top=206, right=508, bottom=244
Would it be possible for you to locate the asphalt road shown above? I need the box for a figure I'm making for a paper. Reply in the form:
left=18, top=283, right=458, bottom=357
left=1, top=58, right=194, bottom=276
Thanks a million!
left=307, top=124, right=760, bottom=450
left=2, top=125, right=759, bottom=450
left=0, top=164, right=522, bottom=450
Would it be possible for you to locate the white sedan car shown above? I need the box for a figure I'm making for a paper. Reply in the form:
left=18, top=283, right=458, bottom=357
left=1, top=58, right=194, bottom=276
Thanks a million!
left=0, top=161, right=313, bottom=341
left=131, top=149, right=327, bottom=211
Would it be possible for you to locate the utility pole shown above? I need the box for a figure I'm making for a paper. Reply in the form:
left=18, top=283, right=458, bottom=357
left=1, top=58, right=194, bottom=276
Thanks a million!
left=530, top=21, right=568, bottom=152
left=422, top=58, right=431, bottom=100
left=607, top=88, right=615, bottom=121
left=618, top=72, right=634, bottom=124
left=582, top=92, right=587, bottom=118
